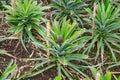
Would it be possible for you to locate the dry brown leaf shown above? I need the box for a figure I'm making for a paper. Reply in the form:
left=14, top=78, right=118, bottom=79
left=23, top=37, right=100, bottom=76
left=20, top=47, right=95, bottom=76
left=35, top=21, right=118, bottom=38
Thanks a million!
left=92, top=2, right=97, bottom=36
left=11, top=0, right=16, bottom=12
left=10, top=33, right=20, bottom=38
left=46, top=22, right=50, bottom=58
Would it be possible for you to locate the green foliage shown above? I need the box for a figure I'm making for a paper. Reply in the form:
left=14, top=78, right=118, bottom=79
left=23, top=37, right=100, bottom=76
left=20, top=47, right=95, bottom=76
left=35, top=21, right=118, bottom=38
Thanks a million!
left=50, top=18, right=86, bottom=45
left=90, top=67, right=120, bottom=80
left=51, top=0, right=85, bottom=26
left=18, top=18, right=89, bottom=80
left=100, top=71, right=120, bottom=80
left=0, top=0, right=11, bottom=10
left=107, top=62, right=120, bottom=69
left=0, top=0, right=120, bottom=79
left=55, top=75, right=62, bottom=80
left=112, top=0, right=120, bottom=6
left=4, top=0, right=48, bottom=50
left=48, top=76, right=62, bottom=80
left=82, top=0, right=115, bottom=8
left=118, top=76, right=120, bottom=80
left=82, top=0, right=99, bottom=7
left=84, top=0, right=120, bottom=61
left=0, top=0, right=11, bottom=22
left=100, top=71, right=112, bottom=80
left=0, top=59, right=17, bottom=80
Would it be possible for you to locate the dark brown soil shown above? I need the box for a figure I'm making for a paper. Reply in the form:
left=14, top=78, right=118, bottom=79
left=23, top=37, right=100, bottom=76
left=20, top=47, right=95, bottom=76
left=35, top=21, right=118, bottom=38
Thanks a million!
left=0, top=22, right=56, bottom=79
left=0, top=39, right=57, bottom=80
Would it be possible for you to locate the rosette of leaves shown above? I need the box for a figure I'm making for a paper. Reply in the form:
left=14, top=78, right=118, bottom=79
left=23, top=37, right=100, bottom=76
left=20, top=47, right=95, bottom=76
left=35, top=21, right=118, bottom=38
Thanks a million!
left=51, top=0, right=85, bottom=27
left=18, top=18, right=90, bottom=80
left=83, top=0, right=120, bottom=61
left=4, top=0, right=49, bottom=50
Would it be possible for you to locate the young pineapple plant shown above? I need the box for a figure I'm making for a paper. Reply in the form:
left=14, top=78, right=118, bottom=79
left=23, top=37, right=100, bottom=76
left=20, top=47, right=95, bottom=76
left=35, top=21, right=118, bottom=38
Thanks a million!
left=83, top=0, right=120, bottom=62
left=18, top=18, right=90, bottom=80
left=51, top=0, right=85, bottom=26
left=4, top=0, right=49, bottom=50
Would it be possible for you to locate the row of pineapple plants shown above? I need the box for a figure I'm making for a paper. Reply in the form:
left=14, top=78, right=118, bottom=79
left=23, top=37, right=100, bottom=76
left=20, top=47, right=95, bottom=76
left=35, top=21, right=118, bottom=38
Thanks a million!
left=0, top=0, right=120, bottom=80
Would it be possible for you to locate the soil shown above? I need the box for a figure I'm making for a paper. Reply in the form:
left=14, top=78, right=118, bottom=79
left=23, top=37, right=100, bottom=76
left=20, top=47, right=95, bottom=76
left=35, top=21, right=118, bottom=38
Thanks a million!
left=0, top=22, right=56, bottom=79
left=0, top=39, right=57, bottom=80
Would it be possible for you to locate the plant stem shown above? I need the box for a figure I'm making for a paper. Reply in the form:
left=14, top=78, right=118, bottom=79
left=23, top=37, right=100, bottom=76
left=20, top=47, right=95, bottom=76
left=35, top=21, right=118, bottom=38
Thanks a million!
left=92, top=2, right=97, bottom=36
left=11, top=0, right=16, bottom=15
left=46, top=22, right=50, bottom=58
